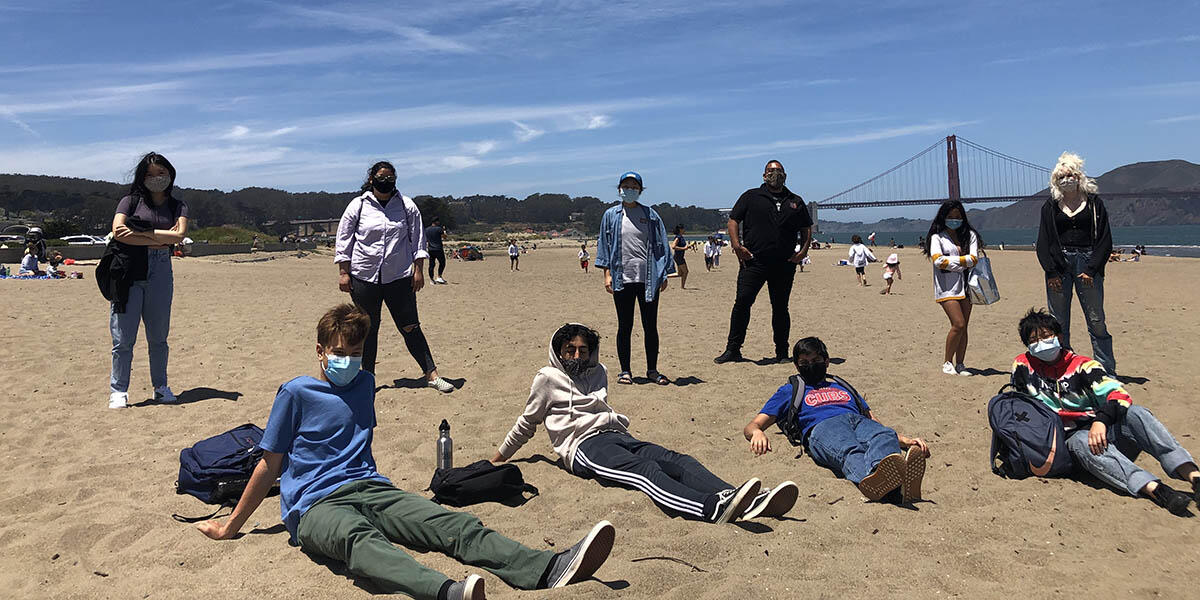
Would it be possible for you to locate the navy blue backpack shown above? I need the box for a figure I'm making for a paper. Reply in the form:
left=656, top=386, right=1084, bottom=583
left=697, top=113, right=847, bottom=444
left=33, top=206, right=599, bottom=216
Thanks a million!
left=987, top=385, right=1076, bottom=479
left=173, top=424, right=277, bottom=522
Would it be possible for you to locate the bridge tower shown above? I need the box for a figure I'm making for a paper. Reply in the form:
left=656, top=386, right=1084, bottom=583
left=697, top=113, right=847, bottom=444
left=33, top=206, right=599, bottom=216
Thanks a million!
left=946, top=135, right=961, bottom=201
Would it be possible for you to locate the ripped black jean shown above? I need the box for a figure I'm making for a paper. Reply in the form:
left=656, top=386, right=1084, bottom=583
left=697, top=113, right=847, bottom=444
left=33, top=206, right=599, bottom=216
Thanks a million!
left=350, top=275, right=436, bottom=375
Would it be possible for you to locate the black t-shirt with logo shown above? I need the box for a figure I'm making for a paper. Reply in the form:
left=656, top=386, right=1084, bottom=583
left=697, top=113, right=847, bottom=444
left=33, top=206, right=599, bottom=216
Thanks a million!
left=729, top=184, right=813, bottom=262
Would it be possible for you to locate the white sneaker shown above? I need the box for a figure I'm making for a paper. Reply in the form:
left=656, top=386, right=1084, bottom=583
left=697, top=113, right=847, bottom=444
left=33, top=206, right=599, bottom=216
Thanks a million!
left=435, top=277, right=447, bottom=284
left=428, top=377, right=454, bottom=393
left=155, top=386, right=179, bottom=403
left=109, top=392, right=128, bottom=409
left=941, top=361, right=957, bottom=375
left=955, top=363, right=972, bottom=377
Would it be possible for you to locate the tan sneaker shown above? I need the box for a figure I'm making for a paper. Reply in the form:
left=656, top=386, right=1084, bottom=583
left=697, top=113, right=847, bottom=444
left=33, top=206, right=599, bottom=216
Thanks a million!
left=858, top=453, right=904, bottom=501
left=901, top=446, right=927, bottom=504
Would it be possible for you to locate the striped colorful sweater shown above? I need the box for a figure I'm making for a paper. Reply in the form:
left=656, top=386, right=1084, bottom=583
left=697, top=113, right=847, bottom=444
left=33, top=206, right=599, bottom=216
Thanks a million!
left=1010, top=350, right=1131, bottom=427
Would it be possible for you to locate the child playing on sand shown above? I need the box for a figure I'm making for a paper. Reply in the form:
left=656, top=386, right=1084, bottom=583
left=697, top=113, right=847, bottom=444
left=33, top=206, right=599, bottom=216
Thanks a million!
left=848, top=235, right=877, bottom=286
left=578, top=243, right=589, bottom=273
left=1011, top=308, right=1200, bottom=516
left=743, top=336, right=931, bottom=503
left=197, top=305, right=615, bottom=600
left=493, top=323, right=799, bottom=523
left=880, top=253, right=901, bottom=295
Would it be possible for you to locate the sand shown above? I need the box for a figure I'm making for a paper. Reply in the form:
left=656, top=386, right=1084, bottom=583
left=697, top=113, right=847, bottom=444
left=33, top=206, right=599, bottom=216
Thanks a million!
left=2, top=245, right=1199, bottom=599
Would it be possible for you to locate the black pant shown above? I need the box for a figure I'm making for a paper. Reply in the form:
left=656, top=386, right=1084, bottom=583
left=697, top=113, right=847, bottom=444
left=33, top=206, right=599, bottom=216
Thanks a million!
left=427, top=248, right=445, bottom=279
left=725, top=259, right=797, bottom=353
left=349, top=276, right=436, bottom=375
left=612, top=282, right=659, bottom=374
left=572, top=432, right=730, bottom=520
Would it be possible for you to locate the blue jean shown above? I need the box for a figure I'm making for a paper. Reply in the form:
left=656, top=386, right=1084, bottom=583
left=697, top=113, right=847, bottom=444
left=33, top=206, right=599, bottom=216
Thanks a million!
left=806, top=413, right=901, bottom=484
left=1046, top=248, right=1116, bottom=374
left=1066, top=405, right=1195, bottom=497
left=110, top=248, right=173, bottom=393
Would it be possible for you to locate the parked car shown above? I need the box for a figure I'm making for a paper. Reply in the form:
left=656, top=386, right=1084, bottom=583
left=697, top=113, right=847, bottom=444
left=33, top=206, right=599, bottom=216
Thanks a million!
left=60, top=235, right=106, bottom=245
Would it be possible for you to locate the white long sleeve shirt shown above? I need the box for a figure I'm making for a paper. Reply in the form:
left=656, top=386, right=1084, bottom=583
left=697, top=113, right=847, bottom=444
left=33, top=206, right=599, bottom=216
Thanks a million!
left=929, top=230, right=979, bottom=302
left=848, top=243, right=876, bottom=267
left=334, top=191, right=428, bottom=284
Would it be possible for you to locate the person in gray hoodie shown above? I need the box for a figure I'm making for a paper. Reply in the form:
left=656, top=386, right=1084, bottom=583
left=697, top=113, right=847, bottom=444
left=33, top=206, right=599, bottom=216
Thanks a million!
left=492, top=323, right=798, bottom=523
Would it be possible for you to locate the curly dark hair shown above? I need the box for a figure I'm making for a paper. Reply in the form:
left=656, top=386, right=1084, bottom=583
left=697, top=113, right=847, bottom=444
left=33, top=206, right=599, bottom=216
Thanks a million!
left=552, top=324, right=599, bottom=357
left=1018, top=308, right=1062, bottom=345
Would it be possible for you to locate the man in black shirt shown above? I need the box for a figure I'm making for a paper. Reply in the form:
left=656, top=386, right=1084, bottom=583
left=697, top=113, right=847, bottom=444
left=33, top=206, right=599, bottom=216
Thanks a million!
left=425, top=217, right=447, bottom=284
left=715, top=160, right=813, bottom=364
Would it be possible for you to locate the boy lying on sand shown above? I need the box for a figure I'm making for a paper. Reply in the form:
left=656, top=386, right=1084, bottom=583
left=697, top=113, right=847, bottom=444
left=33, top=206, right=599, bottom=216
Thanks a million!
left=196, top=305, right=614, bottom=600
left=744, top=336, right=931, bottom=503
left=492, top=323, right=798, bottom=523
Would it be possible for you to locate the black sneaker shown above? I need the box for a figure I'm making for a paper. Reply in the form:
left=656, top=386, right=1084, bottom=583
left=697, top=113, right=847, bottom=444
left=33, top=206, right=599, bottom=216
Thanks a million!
left=1151, top=483, right=1192, bottom=516
left=774, top=350, right=791, bottom=363
left=1193, top=479, right=1200, bottom=506
left=544, top=521, right=615, bottom=588
left=742, top=480, right=799, bottom=519
left=714, top=349, right=743, bottom=364
left=445, top=574, right=485, bottom=600
left=711, top=478, right=761, bottom=523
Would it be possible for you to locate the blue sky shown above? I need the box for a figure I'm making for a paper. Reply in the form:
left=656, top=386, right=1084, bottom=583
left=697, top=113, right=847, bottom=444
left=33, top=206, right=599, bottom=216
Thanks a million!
left=1, top=0, right=1198, bottom=222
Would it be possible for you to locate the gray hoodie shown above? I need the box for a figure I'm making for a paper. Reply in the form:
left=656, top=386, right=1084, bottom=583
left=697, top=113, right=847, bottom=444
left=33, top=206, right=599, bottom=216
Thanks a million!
left=497, top=325, right=630, bottom=470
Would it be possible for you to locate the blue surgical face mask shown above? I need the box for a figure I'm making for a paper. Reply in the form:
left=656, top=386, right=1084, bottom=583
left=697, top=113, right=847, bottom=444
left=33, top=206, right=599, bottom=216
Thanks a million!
left=944, top=218, right=963, bottom=230
left=324, top=354, right=362, bottom=386
left=1027, top=336, right=1062, bottom=362
left=618, top=188, right=641, bottom=204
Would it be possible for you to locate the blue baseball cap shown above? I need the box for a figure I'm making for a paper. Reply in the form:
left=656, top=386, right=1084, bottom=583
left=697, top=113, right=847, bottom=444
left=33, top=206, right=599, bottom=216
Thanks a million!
left=618, top=171, right=643, bottom=187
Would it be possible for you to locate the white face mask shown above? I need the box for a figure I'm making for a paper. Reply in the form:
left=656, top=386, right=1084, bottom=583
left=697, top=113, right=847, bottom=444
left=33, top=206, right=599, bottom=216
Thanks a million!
left=1057, top=176, right=1078, bottom=190
left=1027, top=336, right=1062, bottom=362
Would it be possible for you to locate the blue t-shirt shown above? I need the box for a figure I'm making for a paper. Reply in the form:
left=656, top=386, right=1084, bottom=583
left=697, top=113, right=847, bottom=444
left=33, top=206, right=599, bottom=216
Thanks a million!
left=259, top=372, right=390, bottom=541
left=760, top=379, right=869, bottom=439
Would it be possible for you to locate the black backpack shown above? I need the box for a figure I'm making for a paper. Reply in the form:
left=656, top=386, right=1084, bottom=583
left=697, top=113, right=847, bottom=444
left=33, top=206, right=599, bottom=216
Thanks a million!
left=778, top=374, right=869, bottom=447
left=429, top=460, right=538, bottom=507
left=172, top=424, right=278, bottom=522
left=987, top=385, right=1076, bottom=479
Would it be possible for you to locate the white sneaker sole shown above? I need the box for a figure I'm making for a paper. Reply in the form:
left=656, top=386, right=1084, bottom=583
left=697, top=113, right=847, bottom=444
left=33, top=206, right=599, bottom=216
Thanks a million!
left=742, top=480, right=799, bottom=519
left=462, top=574, right=484, bottom=600
left=551, top=520, right=615, bottom=588
left=715, top=478, right=761, bottom=524
left=901, top=448, right=927, bottom=504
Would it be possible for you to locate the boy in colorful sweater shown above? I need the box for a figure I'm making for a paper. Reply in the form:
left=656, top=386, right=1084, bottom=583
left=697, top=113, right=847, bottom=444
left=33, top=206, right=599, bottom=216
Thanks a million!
left=1012, top=308, right=1199, bottom=515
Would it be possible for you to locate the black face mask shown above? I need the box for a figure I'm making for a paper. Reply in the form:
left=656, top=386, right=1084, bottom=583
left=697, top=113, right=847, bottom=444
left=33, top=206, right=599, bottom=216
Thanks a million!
left=797, top=361, right=828, bottom=386
left=561, top=358, right=589, bottom=377
left=373, top=179, right=396, bottom=194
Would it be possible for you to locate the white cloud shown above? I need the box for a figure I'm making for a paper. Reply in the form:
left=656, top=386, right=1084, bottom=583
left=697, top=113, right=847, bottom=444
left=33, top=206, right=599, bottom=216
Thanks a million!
left=512, top=120, right=545, bottom=142
left=461, top=140, right=499, bottom=155
left=702, top=120, right=979, bottom=163
left=585, top=115, right=611, bottom=129
left=1150, top=113, right=1200, bottom=125
left=0, top=81, right=189, bottom=116
left=224, top=125, right=250, bottom=139
left=0, top=107, right=38, bottom=136
left=261, top=3, right=474, bottom=53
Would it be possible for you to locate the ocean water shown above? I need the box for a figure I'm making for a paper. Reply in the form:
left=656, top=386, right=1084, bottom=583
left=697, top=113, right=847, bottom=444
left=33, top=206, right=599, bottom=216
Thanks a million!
left=813, top=225, right=1200, bottom=258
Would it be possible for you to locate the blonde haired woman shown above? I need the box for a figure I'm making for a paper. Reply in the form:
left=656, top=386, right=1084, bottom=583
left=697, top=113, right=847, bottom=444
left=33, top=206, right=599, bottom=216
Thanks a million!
left=1035, top=152, right=1116, bottom=375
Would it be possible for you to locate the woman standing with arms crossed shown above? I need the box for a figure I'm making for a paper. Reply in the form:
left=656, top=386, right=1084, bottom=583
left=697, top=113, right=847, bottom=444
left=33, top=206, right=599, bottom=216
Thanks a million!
left=595, top=172, right=675, bottom=386
left=1036, top=152, right=1117, bottom=375
left=335, top=161, right=454, bottom=393
left=922, top=200, right=980, bottom=376
left=108, top=152, right=189, bottom=408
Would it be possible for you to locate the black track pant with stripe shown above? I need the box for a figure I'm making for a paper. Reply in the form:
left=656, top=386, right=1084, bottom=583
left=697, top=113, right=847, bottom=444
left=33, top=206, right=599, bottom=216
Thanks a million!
left=572, top=431, right=731, bottom=520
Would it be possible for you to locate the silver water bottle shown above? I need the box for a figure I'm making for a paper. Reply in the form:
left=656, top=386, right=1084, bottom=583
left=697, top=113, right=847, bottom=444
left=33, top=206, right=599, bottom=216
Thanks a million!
left=436, top=419, right=453, bottom=470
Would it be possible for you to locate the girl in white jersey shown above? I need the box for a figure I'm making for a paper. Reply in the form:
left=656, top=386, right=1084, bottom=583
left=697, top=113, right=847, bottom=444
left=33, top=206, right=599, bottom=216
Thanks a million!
left=922, top=201, right=981, bottom=376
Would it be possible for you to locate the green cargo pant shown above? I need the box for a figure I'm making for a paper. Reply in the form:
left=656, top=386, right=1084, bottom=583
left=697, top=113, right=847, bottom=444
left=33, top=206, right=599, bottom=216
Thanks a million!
left=296, top=479, right=555, bottom=599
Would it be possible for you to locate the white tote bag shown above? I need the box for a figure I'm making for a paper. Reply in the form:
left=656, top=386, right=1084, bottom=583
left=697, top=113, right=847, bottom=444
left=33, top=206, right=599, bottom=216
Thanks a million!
left=967, top=253, right=1000, bottom=305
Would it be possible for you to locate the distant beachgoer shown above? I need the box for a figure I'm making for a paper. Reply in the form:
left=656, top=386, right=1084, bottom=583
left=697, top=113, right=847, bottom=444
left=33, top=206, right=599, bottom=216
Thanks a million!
left=425, top=216, right=447, bottom=284
left=713, top=238, right=722, bottom=267
left=670, top=225, right=689, bottom=289
left=508, top=240, right=520, bottom=271
left=923, top=200, right=980, bottom=376
left=703, top=237, right=715, bottom=271
left=847, top=235, right=877, bottom=287
left=578, top=243, right=590, bottom=273
left=108, top=152, right=190, bottom=408
left=880, top=253, right=901, bottom=295
left=868, top=232, right=877, bottom=247
left=47, top=250, right=64, bottom=278
left=18, top=243, right=39, bottom=276
left=335, top=160, right=452, bottom=393
left=595, top=171, right=674, bottom=385
left=889, top=237, right=896, bottom=248
left=715, top=160, right=813, bottom=364
left=1036, top=152, right=1116, bottom=375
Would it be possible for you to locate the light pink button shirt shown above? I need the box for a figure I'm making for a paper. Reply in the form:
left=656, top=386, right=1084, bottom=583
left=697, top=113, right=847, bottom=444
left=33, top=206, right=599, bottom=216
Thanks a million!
left=334, top=191, right=429, bottom=284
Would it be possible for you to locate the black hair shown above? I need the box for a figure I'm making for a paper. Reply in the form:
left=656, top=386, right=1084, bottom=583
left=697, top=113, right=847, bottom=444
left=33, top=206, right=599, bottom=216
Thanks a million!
left=764, top=159, right=784, bottom=171
left=791, top=336, right=828, bottom=365
left=851, top=234, right=863, bottom=244
left=431, top=216, right=441, bottom=224
left=674, top=224, right=685, bottom=235
left=552, top=324, right=599, bottom=356
left=1018, top=308, right=1063, bottom=345
left=361, top=161, right=396, bottom=191
left=922, top=200, right=983, bottom=256
left=129, top=152, right=176, bottom=199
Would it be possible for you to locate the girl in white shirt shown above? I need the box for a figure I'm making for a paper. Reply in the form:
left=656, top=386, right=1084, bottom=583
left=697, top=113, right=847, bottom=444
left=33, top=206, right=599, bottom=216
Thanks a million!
left=847, top=235, right=877, bottom=286
left=922, top=201, right=981, bottom=376
left=508, top=240, right=520, bottom=271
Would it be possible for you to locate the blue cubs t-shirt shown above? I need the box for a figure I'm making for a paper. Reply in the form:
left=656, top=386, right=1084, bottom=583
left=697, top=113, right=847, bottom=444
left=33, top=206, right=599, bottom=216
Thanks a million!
left=760, top=379, right=869, bottom=439
left=259, top=371, right=390, bottom=541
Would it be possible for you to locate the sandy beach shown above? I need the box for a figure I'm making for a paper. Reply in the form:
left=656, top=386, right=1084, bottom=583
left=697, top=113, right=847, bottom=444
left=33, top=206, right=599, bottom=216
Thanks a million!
left=2, top=244, right=1199, bottom=599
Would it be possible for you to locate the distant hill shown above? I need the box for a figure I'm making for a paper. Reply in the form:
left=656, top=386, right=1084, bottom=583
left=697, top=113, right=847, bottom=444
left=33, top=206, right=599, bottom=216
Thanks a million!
left=820, top=159, right=1200, bottom=233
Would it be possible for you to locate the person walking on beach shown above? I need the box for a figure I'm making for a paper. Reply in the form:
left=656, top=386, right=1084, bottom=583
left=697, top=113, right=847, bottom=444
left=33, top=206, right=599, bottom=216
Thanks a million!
left=107, top=152, right=189, bottom=408
left=880, top=253, right=901, bottom=295
left=848, top=235, right=877, bottom=287
left=508, top=240, right=520, bottom=271
left=578, top=243, right=590, bottom=273
left=715, top=160, right=812, bottom=364
left=670, top=224, right=689, bottom=289
left=1036, top=152, right=1117, bottom=375
left=425, top=216, right=448, bottom=284
left=922, top=200, right=980, bottom=376
left=703, top=237, right=716, bottom=271
left=335, top=161, right=453, bottom=393
left=595, top=171, right=675, bottom=386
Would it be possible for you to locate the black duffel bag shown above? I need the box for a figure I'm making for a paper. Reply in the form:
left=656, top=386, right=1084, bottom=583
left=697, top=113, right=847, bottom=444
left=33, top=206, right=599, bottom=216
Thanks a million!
left=429, top=460, right=538, bottom=507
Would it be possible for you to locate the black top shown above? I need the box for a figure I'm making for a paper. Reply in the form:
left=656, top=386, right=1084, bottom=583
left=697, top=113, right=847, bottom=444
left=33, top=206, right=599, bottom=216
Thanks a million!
left=425, top=225, right=444, bottom=251
left=673, top=234, right=686, bottom=262
left=1053, top=203, right=1095, bottom=248
left=1036, top=194, right=1112, bottom=279
left=729, top=184, right=813, bottom=262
